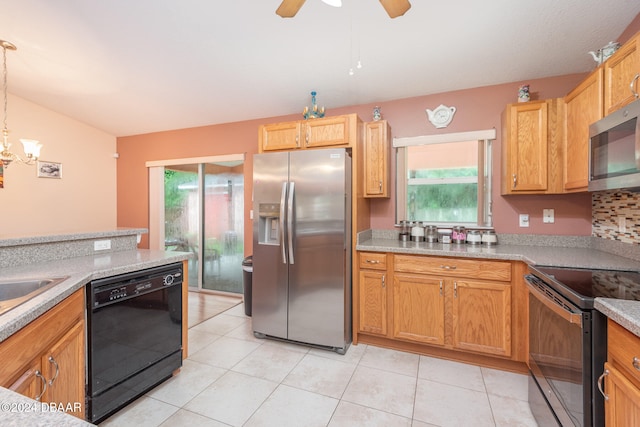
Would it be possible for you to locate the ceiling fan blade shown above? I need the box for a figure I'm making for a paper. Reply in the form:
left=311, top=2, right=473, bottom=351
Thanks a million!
left=276, top=0, right=306, bottom=18
left=379, top=0, right=411, bottom=18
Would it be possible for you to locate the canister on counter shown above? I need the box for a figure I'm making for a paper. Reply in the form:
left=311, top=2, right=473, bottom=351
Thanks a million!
left=399, top=220, right=411, bottom=241
left=466, top=230, right=482, bottom=245
left=452, top=226, right=466, bottom=244
left=411, top=222, right=425, bottom=242
left=482, top=230, right=498, bottom=245
left=425, top=225, right=438, bottom=243
left=437, top=228, right=452, bottom=244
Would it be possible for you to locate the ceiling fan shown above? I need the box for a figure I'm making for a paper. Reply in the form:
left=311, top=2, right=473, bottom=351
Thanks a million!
left=276, top=0, right=411, bottom=19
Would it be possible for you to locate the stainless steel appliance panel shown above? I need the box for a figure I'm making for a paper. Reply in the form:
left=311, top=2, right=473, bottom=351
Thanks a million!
left=287, top=149, right=351, bottom=348
left=252, top=148, right=352, bottom=352
left=252, top=151, right=290, bottom=340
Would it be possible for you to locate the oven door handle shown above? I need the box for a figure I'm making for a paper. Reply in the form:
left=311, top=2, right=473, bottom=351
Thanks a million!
left=525, top=276, right=583, bottom=327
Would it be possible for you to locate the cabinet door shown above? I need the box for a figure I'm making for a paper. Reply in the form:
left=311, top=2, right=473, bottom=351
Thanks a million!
left=393, top=273, right=445, bottom=345
left=363, top=121, right=390, bottom=198
left=564, top=69, right=603, bottom=192
left=42, top=321, right=85, bottom=418
left=604, top=363, right=640, bottom=427
left=502, top=101, right=548, bottom=193
left=604, top=33, right=640, bottom=115
left=259, top=122, right=301, bottom=151
left=304, top=116, right=351, bottom=148
left=359, top=270, right=388, bottom=336
left=452, top=279, right=511, bottom=357
left=8, top=360, right=44, bottom=402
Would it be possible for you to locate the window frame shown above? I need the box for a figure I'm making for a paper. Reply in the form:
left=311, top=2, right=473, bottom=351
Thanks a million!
left=394, top=129, right=495, bottom=227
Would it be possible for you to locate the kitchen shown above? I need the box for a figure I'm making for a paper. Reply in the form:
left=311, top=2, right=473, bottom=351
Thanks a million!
left=2, top=1, right=640, bottom=426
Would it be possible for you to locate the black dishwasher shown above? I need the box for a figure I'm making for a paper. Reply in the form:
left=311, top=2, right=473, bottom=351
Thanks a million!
left=86, top=263, right=183, bottom=424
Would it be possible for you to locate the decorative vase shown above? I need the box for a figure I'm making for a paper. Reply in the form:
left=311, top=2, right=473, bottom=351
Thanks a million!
left=518, top=85, right=530, bottom=103
left=373, top=106, right=382, bottom=121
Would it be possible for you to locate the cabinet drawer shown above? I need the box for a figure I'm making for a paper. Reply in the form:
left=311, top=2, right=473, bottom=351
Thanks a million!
left=394, top=255, right=511, bottom=282
left=608, top=319, right=640, bottom=389
left=359, top=252, right=387, bottom=270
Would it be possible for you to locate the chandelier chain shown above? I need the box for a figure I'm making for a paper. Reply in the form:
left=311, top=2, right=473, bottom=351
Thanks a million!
left=2, top=43, right=7, bottom=132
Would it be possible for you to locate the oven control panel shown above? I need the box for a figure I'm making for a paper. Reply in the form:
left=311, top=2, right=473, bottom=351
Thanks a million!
left=90, top=263, right=183, bottom=308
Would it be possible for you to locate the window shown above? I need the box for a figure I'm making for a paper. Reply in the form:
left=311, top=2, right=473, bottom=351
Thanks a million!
left=395, top=129, right=495, bottom=227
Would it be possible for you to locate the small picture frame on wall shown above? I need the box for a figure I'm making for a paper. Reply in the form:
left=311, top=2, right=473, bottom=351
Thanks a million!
left=36, top=161, right=62, bottom=179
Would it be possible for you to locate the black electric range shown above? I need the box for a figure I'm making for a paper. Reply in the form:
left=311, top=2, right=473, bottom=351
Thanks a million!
left=530, top=265, right=640, bottom=309
left=526, top=265, right=640, bottom=427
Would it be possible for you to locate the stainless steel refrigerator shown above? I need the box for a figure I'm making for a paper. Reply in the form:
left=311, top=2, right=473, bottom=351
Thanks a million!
left=252, top=148, right=352, bottom=354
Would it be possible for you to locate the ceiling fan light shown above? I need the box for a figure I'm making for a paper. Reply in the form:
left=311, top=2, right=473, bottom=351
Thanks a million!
left=321, top=0, right=342, bottom=7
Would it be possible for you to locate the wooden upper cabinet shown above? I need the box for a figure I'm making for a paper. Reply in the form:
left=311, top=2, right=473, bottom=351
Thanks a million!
left=604, top=32, right=640, bottom=115
left=564, top=68, right=603, bottom=192
left=259, top=121, right=302, bottom=151
left=258, top=114, right=359, bottom=152
left=304, top=115, right=353, bottom=148
left=502, top=100, right=567, bottom=195
left=363, top=120, right=390, bottom=198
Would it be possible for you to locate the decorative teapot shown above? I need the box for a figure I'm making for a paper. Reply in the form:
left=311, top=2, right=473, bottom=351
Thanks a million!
left=588, top=41, right=621, bottom=65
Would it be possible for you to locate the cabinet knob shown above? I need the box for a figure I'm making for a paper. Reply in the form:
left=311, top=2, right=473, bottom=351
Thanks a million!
left=512, top=174, right=517, bottom=188
left=633, top=356, right=640, bottom=372
left=379, top=180, right=383, bottom=191
left=381, top=274, right=386, bottom=288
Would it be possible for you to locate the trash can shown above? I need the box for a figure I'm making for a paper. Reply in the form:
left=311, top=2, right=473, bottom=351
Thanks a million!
left=242, top=255, right=253, bottom=316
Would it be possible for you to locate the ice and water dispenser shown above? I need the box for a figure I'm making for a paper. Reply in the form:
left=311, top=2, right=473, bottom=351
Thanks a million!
left=257, top=203, right=280, bottom=245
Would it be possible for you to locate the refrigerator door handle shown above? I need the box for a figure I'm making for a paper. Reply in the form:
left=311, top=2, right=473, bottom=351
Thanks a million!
left=287, top=181, right=295, bottom=264
left=280, top=182, right=288, bottom=264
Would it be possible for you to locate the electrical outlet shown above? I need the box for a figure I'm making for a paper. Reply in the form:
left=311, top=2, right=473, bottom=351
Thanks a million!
left=618, top=215, right=627, bottom=233
left=519, top=214, right=530, bottom=227
left=543, top=209, right=555, bottom=224
left=94, top=240, right=111, bottom=251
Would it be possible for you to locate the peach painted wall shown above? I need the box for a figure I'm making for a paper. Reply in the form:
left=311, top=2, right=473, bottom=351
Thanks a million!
left=0, top=94, right=117, bottom=237
left=118, top=73, right=592, bottom=252
left=116, top=118, right=290, bottom=252
left=119, top=20, right=640, bottom=247
left=326, top=73, right=593, bottom=235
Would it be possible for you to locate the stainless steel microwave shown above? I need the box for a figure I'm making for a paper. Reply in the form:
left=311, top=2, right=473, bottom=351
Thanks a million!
left=589, top=98, right=640, bottom=191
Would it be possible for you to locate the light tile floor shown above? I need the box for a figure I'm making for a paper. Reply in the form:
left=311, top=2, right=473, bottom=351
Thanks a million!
left=100, top=297, right=539, bottom=427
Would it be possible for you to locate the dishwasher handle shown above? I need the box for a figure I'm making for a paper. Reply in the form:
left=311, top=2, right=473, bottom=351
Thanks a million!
left=525, top=274, right=583, bottom=327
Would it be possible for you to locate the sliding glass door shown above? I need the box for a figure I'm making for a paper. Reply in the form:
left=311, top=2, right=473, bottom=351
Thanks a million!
left=161, top=157, right=244, bottom=294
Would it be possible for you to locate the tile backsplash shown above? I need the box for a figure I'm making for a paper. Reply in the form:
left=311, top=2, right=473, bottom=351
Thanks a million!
left=593, top=189, right=640, bottom=244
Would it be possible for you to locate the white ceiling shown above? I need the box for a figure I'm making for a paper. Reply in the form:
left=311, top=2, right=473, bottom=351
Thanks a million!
left=1, top=0, right=639, bottom=137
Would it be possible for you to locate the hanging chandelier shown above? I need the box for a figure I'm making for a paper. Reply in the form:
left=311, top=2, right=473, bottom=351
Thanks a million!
left=1, top=40, right=42, bottom=168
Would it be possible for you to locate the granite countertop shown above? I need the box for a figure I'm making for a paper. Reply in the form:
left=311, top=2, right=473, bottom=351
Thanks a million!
left=0, top=387, right=93, bottom=426
left=357, top=236, right=640, bottom=337
left=0, top=249, right=191, bottom=342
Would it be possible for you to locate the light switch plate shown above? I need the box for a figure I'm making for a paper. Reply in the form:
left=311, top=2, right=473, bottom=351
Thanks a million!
left=543, top=209, right=555, bottom=224
left=519, top=214, right=530, bottom=227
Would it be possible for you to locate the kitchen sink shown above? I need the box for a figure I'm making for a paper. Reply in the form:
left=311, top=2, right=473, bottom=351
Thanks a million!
left=0, top=276, right=69, bottom=316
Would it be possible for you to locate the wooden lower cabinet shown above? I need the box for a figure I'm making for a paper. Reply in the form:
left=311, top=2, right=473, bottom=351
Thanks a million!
left=359, top=270, right=388, bottom=336
left=452, top=279, right=511, bottom=357
left=358, top=252, right=388, bottom=336
left=604, top=319, right=640, bottom=426
left=604, top=362, right=640, bottom=426
left=0, top=289, right=85, bottom=419
left=393, top=273, right=445, bottom=345
left=356, top=251, right=522, bottom=365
